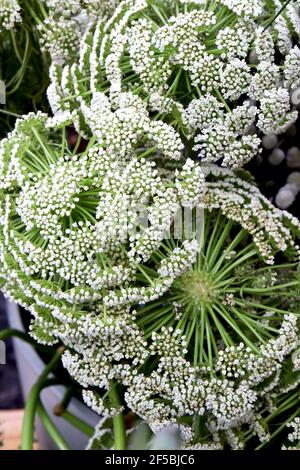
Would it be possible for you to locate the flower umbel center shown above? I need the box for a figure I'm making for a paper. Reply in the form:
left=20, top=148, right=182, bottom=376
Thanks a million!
left=179, top=271, right=215, bottom=306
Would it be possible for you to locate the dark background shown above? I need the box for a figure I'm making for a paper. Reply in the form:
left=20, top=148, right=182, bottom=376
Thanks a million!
left=0, top=293, right=23, bottom=409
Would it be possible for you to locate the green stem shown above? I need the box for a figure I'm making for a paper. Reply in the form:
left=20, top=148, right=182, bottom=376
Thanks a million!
left=214, top=89, right=231, bottom=112
left=37, top=401, right=70, bottom=450
left=208, top=305, right=233, bottom=347
left=209, top=229, right=247, bottom=276
left=207, top=219, right=233, bottom=271
left=236, top=299, right=298, bottom=316
left=58, top=410, right=94, bottom=438
left=10, top=30, right=22, bottom=63
left=0, top=328, right=53, bottom=355
left=214, top=248, right=257, bottom=283
left=109, top=385, right=126, bottom=450
left=256, top=407, right=300, bottom=450
left=263, top=0, right=293, bottom=31
left=21, top=348, right=64, bottom=450
left=214, top=303, right=260, bottom=353
left=238, top=281, right=299, bottom=294
left=0, top=109, right=22, bottom=118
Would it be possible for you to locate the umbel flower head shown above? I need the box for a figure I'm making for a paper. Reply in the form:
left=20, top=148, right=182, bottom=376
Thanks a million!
left=47, top=0, right=300, bottom=169
left=1, top=113, right=300, bottom=448
left=38, top=0, right=123, bottom=66
left=0, top=1, right=52, bottom=137
left=282, top=417, right=300, bottom=450
left=0, top=0, right=21, bottom=31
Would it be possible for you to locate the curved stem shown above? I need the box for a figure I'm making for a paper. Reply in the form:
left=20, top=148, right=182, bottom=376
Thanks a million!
left=109, top=385, right=126, bottom=450
left=58, top=410, right=94, bottom=438
left=21, top=348, right=64, bottom=450
left=54, top=388, right=94, bottom=438
left=256, top=407, right=300, bottom=450
left=0, top=327, right=53, bottom=355
left=0, top=109, right=23, bottom=119
left=37, top=400, right=70, bottom=450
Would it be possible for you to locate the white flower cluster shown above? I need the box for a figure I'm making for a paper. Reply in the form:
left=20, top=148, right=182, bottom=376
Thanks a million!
left=257, top=88, right=298, bottom=135
left=39, top=16, right=85, bottom=66
left=80, top=92, right=184, bottom=159
left=45, top=0, right=81, bottom=15
left=0, top=0, right=21, bottom=31
left=39, top=0, right=123, bottom=65
left=282, top=417, right=300, bottom=450
left=46, top=0, right=300, bottom=169
left=284, top=46, right=300, bottom=91
left=193, top=103, right=261, bottom=169
left=218, top=0, right=263, bottom=18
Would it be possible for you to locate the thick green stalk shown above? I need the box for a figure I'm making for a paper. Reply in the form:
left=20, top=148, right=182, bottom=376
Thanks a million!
left=0, top=328, right=53, bottom=355
left=21, top=347, right=64, bottom=450
left=109, top=385, right=126, bottom=451
left=55, top=409, right=94, bottom=438
left=37, top=401, right=70, bottom=450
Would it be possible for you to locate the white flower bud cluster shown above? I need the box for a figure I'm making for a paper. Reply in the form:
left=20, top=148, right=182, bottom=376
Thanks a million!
left=82, top=390, right=124, bottom=417
left=257, top=88, right=298, bottom=135
left=282, top=417, right=300, bottom=450
left=39, top=16, right=84, bottom=66
left=254, top=27, right=275, bottom=63
left=39, top=0, right=122, bottom=66
left=218, top=0, right=262, bottom=18
left=193, top=108, right=261, bottom=169
left=284, top=46, right=300, bottom=90
left=215, top=344, right=249, bottom=379
left=82, top=0, right=122, bottom=17
left=0, top=0, right=21, bottom=31
left=157, top=240, right=200, bottom=279
left=79, top=91, right=184, bottom=160
left=247, top=314, right=299, bottom=386
left=220, top=59, right=251, bottom=100
left=148, top=93, right=182, bottom=115
left=175, top=159, right=206, bottom=208
left=183, top=96, right=224, bottom=133
left=45, top=0, right=81, bottom=16
left=249, top=418, right=270, bottom=444
left=0, top=112, right=49, bottom=191
left=248, top=62, right=281, bottom=101
left=286, top=3, right=300, bottom=39
left=274, top=13, right=293, bottom=55
left=153, top=10, right=219, bottom=90
left=216, top=20, right=253, bottom=60
left=185, top=442, right=223, bottom=450
left=126, top=17, right=172, bottom=95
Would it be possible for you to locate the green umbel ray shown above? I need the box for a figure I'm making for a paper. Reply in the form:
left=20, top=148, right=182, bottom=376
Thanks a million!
left=136, top=209, right=300, bottom=367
